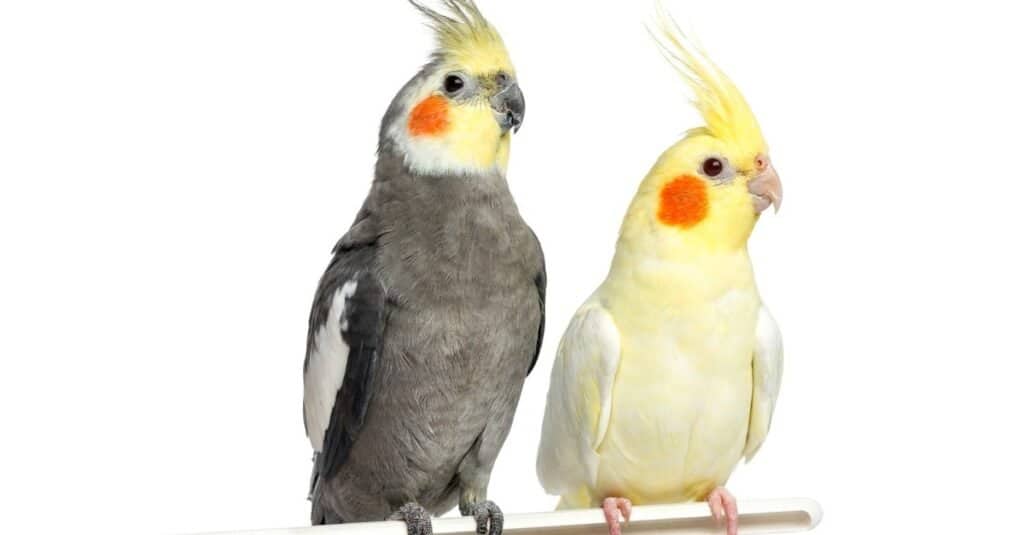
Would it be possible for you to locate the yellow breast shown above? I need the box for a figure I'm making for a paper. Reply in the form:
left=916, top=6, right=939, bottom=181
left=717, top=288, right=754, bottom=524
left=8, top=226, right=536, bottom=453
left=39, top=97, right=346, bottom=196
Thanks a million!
left=593, top=249, right=760, bottom=504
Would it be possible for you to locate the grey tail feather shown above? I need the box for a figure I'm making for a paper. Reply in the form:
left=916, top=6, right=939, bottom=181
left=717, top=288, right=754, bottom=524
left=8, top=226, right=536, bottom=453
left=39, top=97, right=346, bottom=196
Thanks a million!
left=309, top=453, right=328, bottom=525
left=311, top=487, right=344, bottom=525
left=309, top=452, right=345, bottom=525
left=311, top=499, right=329, bottom=525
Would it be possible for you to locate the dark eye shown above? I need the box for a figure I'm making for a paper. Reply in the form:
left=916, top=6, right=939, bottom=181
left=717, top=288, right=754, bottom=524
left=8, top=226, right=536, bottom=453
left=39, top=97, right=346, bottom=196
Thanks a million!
left=702, top=157, right=724, bottom=177
left=444, top=75, right=465, bottom=94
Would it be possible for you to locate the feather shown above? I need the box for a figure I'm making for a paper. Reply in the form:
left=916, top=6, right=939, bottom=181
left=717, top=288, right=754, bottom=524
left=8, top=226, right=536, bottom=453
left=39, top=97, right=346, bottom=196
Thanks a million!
left=408, top=0, right=513, bottom=74
left=744, top=305, right=784, bottom=461
left=647, top=1, right=767, bottom=156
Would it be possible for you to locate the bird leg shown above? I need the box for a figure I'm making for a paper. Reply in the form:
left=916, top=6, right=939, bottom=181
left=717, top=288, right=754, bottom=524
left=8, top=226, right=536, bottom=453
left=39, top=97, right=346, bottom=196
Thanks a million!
left=461, top=500, right=504, bottom=535
left=389, top=502, right=433, bottom=535
left=459, top=474, right=504, bottom=535
left=707, top=487, right=739, bottom=535
left=601, top=497, right=633, bottom=535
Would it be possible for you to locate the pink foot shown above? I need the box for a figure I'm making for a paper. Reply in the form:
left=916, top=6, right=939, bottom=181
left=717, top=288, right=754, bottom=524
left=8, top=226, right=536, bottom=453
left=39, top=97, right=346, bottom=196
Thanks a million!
left=707, top=488, right=739, bottom=535
left=601, top=497, right=633, bottom=535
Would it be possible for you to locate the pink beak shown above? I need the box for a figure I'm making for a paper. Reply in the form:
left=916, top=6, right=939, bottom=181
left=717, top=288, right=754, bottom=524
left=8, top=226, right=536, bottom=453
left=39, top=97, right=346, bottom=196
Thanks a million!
left=749, top=154, right=782, bottom=214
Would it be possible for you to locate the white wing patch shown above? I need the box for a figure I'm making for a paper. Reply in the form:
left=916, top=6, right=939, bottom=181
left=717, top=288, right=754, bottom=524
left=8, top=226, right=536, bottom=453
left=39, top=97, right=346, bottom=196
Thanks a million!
left=536, top=302, right=621, bottom=495
left=304, top=280, right=358, bottom=453
left=744, top=305, right=784, bottom=461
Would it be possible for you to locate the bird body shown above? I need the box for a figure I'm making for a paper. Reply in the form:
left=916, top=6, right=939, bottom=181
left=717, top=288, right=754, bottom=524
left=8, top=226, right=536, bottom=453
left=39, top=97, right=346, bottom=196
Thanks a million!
left=309, top=154, right=543, bottom=522
left=303, top=2, right=544, bottom=531
left=536, top=7, right=783, bottom=535
left=558, top=250, right=760, bottom=509
left=538, top=198, right=777, bottom=511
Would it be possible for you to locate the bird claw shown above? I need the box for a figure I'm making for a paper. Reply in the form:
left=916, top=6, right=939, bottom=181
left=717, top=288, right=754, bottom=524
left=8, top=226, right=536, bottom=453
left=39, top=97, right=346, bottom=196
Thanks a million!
left=470, top=500, right=504, bottom=535
left=602, top=497, right=633, bottom=535
left=707, top=488, right=739, bottom=535
left=390, top=502, right=433, bottom=535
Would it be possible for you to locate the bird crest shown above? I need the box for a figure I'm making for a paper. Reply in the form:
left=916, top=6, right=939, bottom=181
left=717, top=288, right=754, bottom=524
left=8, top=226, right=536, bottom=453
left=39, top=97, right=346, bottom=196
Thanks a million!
left=649, top=2, right=766, bottom=157
left=409, top=0, right=514, bottom=75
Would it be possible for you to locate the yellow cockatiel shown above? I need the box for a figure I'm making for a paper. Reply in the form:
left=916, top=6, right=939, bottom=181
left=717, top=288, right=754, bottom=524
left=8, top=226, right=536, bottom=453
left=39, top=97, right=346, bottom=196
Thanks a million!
left=535, top=7, right=784, bottom=535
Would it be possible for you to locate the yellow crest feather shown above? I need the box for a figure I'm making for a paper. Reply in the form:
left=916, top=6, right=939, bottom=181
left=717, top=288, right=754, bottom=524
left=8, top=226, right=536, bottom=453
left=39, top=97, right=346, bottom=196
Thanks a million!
left=409, top=0, right=514, bottom=75
left=649, top=2, right=766, bottom=157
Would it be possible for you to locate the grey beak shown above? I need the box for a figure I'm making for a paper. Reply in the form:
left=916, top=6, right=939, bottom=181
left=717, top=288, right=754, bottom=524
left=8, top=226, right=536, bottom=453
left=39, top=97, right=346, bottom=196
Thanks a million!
left=491, top=81, right=525, bottom=134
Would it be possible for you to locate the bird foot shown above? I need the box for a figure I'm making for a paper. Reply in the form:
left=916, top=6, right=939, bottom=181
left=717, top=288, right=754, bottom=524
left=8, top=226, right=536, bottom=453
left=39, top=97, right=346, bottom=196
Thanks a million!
left=601, top=497, right=633, bottom=535
left=390, top=502, right=433, bottom=535
left=707, top=487, right=739, bottom=535
left=468, top=500, right=504, bottom=535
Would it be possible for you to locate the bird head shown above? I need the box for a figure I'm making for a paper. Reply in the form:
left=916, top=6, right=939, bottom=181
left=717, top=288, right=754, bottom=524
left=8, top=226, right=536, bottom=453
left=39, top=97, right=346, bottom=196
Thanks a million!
left=625, top=5, right=781, bottom=253
left=380, top=0, right=523, bottom=177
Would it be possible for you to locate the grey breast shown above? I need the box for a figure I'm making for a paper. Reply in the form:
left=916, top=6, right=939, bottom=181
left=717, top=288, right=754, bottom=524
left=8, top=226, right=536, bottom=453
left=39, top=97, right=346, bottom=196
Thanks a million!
left=320, top=154, right=543, bottom=519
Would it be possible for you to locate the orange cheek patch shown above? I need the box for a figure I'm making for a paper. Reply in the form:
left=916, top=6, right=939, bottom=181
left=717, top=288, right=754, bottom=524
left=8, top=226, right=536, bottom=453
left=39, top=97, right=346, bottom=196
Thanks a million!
left=408, top=95, right=450, bottom=137
left=658, top=175, right=709, bottom=228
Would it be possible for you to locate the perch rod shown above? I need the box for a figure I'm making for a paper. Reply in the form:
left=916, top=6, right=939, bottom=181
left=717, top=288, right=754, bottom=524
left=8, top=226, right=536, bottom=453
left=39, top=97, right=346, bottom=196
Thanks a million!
left=199, top=498, right=822, bottom=535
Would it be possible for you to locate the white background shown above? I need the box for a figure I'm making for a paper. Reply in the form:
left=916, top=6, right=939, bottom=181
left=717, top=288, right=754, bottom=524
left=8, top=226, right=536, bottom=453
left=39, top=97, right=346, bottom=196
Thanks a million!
left=2, top=1, right=1023, bottom=533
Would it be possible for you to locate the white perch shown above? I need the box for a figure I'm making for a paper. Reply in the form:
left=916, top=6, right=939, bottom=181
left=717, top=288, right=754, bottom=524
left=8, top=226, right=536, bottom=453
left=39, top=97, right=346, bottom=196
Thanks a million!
left=200, top=498, right=822, bottom=535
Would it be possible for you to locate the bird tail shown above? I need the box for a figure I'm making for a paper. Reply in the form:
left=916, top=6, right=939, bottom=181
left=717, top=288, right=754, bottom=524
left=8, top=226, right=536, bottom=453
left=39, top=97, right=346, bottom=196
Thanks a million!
left=556, top=486, right=595, bottom=510
left=308, top=452, right=329, bottom=525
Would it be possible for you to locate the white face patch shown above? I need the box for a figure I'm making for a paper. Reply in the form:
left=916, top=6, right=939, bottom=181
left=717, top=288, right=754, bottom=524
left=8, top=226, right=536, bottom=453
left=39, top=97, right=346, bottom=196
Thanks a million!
left=303, top=280, right=358, bottom=452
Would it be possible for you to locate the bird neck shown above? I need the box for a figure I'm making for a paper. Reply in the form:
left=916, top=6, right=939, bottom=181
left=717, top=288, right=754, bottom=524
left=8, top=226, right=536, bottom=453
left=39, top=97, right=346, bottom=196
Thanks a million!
left=604, top=234, right=757, bottom=308
left=375, top=146, right=511, bottom=194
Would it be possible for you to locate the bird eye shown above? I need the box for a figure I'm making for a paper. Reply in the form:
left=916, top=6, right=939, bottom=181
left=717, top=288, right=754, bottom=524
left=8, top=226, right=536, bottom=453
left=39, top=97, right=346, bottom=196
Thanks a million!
left=702, top=157, right=724, bottom=177
left=444, top=75, right=465, bottom=95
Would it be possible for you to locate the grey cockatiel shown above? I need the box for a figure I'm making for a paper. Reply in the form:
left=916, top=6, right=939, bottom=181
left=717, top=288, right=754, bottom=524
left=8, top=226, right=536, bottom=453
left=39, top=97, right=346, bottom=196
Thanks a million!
left=302, top=2, right=544, bottom=535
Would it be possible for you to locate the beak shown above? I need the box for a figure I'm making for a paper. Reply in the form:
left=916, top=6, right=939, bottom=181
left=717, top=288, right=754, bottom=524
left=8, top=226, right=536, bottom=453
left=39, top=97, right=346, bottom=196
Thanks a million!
left=491, top=79, right=525, bottom=134
left=748, top=154, right=783, bottom=214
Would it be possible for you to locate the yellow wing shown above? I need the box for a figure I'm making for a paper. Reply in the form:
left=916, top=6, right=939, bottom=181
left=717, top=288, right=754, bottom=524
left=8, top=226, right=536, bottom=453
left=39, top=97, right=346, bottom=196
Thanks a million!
left=536, top=301, right=621, bottom=495
left=744, top=305, right=784, bottom=461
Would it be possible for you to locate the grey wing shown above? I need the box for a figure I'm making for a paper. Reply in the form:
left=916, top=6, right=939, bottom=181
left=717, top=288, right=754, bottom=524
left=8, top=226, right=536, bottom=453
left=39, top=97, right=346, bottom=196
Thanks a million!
left=303, top=216, right=387, bottom=493
left=527, top=242, right=546, bottom=376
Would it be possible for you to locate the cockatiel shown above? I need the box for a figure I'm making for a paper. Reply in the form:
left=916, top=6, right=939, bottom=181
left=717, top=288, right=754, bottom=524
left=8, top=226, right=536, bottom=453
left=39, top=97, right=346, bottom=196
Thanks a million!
left=535, top=8, right=783, bottom=535
left=303, top=2, right=544, bottom=534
